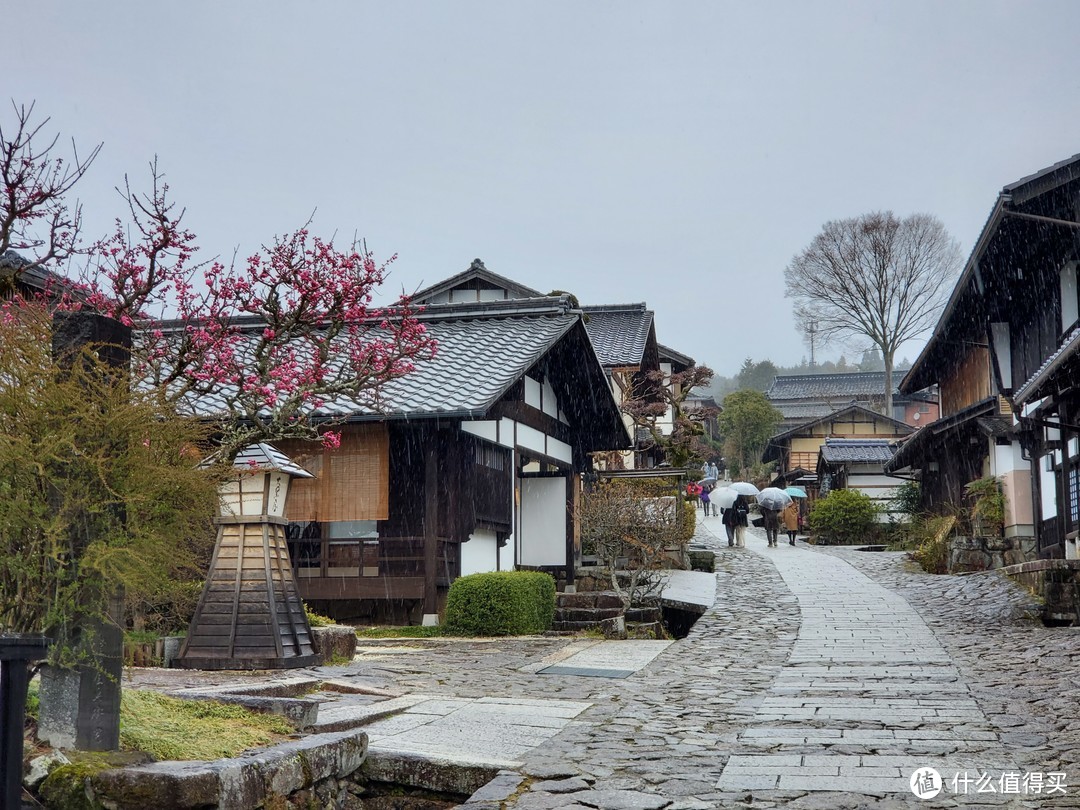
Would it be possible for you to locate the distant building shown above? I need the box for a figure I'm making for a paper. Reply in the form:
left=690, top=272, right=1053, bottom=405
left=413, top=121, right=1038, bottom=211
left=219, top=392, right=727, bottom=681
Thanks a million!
left=766, top=371, right=938, bottom=431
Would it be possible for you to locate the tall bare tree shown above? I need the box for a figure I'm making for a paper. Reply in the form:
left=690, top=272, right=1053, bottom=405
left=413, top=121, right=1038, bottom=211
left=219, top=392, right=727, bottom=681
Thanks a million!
left=785, top=211, right=962, bottom=414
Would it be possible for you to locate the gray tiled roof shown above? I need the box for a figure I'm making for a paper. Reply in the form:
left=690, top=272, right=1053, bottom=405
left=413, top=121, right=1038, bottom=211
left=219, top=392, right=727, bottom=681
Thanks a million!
left=173, top=304, right=582, bottom=420
left=820, top=439, right=895, bottom=464
left=774, top=402, right=843, bottom=420
left=582, top=303, right=654, bottom=367
left=767, top=372, right=902, bottom=400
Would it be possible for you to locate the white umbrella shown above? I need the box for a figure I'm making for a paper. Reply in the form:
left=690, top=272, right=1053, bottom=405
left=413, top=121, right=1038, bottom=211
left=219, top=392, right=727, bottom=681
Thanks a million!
left=729, top=481, right=760, bottom=496
left=757, top=487, right=793, bottom=510
left=713, top=487, right=737, bottom=509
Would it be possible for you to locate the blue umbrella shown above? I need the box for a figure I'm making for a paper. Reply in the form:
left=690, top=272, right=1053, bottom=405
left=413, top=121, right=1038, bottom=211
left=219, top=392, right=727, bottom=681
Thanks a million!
left=784, top=486, right=807, bottom=499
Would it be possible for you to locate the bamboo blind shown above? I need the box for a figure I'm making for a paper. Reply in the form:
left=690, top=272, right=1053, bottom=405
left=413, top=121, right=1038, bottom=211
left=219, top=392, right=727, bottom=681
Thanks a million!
left=279, top=424, right=390, bottom=522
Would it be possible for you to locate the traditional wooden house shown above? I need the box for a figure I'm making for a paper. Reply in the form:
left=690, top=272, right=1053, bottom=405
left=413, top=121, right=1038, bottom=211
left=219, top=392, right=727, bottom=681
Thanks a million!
left=968, top=153, right=1080, bottom=558
left=413, top=259, right=693, bottom=470
left=817, top=438, right=900, bottom=521
left=885, top=304, right=1025, bottom=537
left=763, top=404, right=914, bottom=496
left=183, top=295, right=630, bottom=622
left=889, top=156, right=1080, bottom=556
left=766, top=371, right=938, bottom=431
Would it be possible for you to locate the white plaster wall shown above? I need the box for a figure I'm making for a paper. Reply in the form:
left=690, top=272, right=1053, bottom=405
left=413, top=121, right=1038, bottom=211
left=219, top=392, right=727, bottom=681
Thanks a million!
left=548, top=437, right=573, bottom=465
left=461, top=529, right=500, bottom=575
left=1040, top=454, right=1058, bottom=518
left=498, top=418, right=516, bottom=448
left=461, top=420, right=498, bottom=442
left=517, top=423, right=547, bottom=455
left=525, top=376, right=543, bottom=409
left=519, top=477, right=567, bottom=566
left=542, top=378, right=559, bottom=418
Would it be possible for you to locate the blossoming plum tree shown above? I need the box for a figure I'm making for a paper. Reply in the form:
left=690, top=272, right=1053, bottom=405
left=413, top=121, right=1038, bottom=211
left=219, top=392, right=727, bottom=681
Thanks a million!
left=2, top=105, right=437, bottom=461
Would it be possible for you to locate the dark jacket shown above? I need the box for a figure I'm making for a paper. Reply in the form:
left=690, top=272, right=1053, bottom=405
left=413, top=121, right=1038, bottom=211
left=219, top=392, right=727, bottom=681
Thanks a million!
left=723, top=496, right=750, bottom=528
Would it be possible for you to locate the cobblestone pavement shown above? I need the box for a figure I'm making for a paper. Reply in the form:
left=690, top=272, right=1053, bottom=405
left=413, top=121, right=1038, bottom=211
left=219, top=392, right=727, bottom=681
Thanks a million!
left=125, top=518, right=1080, bottom=808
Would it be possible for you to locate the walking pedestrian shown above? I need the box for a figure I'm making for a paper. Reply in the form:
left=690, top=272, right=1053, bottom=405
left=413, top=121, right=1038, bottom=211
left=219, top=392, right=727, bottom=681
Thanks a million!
left=762, top=507, right=781, bottom=547
left=699, top=484, right=711, bottom=515
left=724, top=495, right=750, bottom=547
left=686, top=481, right=702, bottom=509
left=783, top=501, right=799, bottom=545
left=719, top=507, right=735, bottom=545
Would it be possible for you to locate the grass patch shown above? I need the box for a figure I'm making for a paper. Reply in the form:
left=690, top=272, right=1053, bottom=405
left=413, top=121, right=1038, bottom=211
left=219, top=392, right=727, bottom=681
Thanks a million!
left=356, top=625, right=443, bottom=639
left=119, top=690, right=293, bottom=760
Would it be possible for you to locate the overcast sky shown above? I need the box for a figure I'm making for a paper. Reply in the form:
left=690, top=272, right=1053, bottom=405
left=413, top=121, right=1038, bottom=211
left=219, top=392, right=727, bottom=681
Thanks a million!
left=9, top=2, right=1080, bottom=376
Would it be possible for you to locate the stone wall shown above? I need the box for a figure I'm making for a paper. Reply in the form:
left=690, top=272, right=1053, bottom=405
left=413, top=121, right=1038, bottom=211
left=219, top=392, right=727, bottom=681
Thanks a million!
left=948, top=535, right=1037, bottom=573
left=44, top=729, right=368, bottom=810
left=999, top=559, right=1080, bottom=625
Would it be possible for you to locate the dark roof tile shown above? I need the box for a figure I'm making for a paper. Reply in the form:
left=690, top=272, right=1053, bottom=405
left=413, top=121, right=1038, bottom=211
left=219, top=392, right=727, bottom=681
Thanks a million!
left=582, top=303, right=654, bottom=367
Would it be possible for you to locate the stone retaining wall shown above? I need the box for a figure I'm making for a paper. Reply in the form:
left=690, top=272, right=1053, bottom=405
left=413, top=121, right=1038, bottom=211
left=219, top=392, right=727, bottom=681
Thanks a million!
left=948, top=534, right=1036, bottom=573
left=999, top=558, right=1080, bottom=624
left=47, top=729, right=367, bottom=810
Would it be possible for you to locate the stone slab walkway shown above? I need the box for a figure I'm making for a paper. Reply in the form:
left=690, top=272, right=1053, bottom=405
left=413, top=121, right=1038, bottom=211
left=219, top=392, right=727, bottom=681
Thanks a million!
left=125, top=515, right=1080, bottom=807
left=716, top=533, right=1016, bottom=799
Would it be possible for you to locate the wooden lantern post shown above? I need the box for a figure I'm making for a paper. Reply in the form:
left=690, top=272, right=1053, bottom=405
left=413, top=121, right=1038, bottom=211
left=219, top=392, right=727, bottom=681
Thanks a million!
left=177, top=444, right=320, bottom=670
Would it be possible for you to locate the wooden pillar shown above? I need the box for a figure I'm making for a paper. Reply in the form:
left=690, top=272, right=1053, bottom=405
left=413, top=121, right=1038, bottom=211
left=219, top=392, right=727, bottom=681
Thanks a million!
left=565, top=473, right=576, bottom=589
left=423, top=439, right=439, bottom=616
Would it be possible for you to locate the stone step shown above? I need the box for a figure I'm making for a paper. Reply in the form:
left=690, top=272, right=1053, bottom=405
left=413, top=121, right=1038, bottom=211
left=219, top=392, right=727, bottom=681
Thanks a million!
left=554, top=607, right=624, bottom=622
left=311, top=694, right=436, bottom=732
left=550, top=620, right=608, bottom=632
left=556, top=591, right=624, bottom=609
left=625, top=607, right=662, bottom=623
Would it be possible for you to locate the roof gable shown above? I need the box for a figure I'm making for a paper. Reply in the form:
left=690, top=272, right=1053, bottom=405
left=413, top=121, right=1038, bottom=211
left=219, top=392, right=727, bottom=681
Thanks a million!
left=770, top=403, right=914, bottom=443
left=657, top=342, right=694, bottom=370
left=412, top=259, right=543, bottom=305
left=902, top=152, right=1080, bottom=394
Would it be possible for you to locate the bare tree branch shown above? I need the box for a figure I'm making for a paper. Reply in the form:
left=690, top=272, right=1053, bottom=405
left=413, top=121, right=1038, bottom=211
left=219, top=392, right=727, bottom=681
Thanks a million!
left=785, top=211, right=961, bottom=413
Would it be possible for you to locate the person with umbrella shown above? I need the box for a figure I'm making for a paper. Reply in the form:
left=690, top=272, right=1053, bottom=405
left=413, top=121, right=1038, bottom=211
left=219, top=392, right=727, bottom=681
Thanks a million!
left=755, top=487, right=793, bottom=548
left=761, top=506, right=781, bottom=546
left=723, top=494, right=751, bottom=547
left=699, top=483, right=712, bottom=515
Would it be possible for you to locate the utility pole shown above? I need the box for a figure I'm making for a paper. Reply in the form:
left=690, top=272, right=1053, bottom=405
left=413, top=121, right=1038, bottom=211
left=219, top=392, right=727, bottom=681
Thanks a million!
left=807, top=320, right=818, bottom=367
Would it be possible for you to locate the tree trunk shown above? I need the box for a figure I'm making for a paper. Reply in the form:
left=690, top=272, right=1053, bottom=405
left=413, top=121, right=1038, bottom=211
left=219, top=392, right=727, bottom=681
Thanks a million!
left=883, top=351, right=894, bottom=418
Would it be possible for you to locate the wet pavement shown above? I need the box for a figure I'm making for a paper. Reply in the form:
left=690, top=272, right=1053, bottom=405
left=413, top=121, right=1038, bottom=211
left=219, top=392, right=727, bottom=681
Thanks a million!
left=126, top=517, right=1080, bottom=808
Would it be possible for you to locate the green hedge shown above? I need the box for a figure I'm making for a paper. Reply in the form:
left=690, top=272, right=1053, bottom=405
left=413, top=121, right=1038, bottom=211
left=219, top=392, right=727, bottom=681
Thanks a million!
left=681, top=501, right=696, bottom=541
left=444, top=571, right=556, bottom=636
left=808, top=489, right=879, bottom=544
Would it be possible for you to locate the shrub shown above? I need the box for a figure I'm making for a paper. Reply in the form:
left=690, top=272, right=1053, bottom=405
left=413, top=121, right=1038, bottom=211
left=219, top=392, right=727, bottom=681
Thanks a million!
left=890, top=480, right=922, bottom=520
left=911, top=514, right=957, bottom=574
left=443, top=571, right=555, bottom=636
left=808, top=489, right=879, bottom=545
left=680, top=501, right=696, bottom=541
left=305, top=605, right=336, bottom=627
left=965, top=476, right=1006, bottom=537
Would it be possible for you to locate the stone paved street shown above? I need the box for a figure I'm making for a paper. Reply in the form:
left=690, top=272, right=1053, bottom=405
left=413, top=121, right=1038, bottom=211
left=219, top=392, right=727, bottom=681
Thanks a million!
left=126, top=518, right=1080, bottom=808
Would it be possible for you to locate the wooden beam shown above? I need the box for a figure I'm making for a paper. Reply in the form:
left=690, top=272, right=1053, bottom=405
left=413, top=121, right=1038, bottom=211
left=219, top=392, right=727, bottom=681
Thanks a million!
left=423, top=440, right=439, bottom=612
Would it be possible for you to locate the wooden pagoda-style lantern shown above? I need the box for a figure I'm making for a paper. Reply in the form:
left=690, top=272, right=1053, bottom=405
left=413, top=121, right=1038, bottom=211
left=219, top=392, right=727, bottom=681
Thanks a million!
left=177, top=443, right=320, bottom=670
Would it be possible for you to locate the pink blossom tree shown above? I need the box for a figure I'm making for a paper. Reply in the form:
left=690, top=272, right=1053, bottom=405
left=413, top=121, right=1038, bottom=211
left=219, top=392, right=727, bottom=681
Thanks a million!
left=2, top=105, right=436, bottom=460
